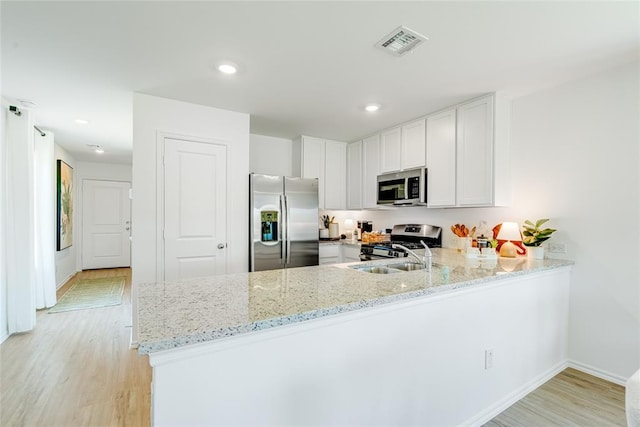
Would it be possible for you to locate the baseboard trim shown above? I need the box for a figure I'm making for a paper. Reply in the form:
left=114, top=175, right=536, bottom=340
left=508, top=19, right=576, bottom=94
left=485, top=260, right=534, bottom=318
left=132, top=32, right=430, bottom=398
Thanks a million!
left=568, top=359, right=627, bottom=386
left=56, top=272, right=77, bottom=290
left=0, top=332, right=9, bottom=345
left=462, top=360, right=568, bottom=426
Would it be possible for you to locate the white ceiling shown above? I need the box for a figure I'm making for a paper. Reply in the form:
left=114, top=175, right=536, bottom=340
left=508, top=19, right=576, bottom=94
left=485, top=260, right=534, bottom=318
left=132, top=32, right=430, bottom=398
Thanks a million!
left=2, top=1, right=638, bottom=164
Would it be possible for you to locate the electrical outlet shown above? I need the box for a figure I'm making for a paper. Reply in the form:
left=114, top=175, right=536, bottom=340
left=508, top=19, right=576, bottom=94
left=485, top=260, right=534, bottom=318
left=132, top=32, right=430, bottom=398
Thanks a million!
left=548, top=242, right=567, bottom=254
left=484, top=349, right=494, bottom=370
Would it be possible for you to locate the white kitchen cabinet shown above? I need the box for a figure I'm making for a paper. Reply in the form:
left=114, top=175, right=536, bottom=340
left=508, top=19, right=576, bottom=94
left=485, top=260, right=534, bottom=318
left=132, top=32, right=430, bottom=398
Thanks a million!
left=341, top=244, right=361, bottom=262
left=293, top=136, right=346, bottom=209
left=362, top=134, right=380, bottom=209
left=426, top=108, right=457, bottom=207
left=347, top=141, right=362, bottom=209
left=319, top=243, right=360, bottom=265
left=401, top=119, right=426, bottom=171
left=380, top=120, right=426, bottom=173
left=380, top=127, right=401, bottom=173
left=324, top=140, right=347, bottom=209
left=298, top=136, right=325, bottom=207
left=319, top=244, right=341, bottom=265
left=456, top=96, right=494, bottom=206
left=346, top=135, right=380, bottom=210
left=425, top=93, right=510, bottom=208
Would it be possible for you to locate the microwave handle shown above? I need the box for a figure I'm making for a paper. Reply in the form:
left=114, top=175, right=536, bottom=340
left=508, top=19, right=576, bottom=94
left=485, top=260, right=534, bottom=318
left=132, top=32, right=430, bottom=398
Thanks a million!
left=405, top=177, right=409, bottom=200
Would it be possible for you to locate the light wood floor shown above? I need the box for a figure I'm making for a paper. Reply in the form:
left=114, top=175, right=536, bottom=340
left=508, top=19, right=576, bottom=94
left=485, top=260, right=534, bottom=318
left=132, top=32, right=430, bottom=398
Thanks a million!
left=0, top=268, right=151, bottom=426
left=1, top=270, right=627, bottom=426
left=484, top=368, right=626, bottom=426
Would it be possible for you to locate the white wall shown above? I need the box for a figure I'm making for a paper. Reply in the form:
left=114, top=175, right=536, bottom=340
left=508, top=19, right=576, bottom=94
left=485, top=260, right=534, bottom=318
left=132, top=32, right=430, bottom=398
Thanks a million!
left=75, top=161, right=132, bottom=271
left=1, top=103, right=8, bottom=342
left=510, top=62, right=639, bottom=382
left=325, top=62, right=640, bottom=382
left=250, top=134, right=292, bottom=176
left=132, top=93, right=249, bottom=344
left=54, top=144, right=77, bottom=288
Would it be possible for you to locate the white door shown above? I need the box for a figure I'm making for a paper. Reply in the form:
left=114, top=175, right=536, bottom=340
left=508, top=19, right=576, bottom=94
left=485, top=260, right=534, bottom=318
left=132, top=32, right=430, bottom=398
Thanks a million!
left=164, top=138, right=227, bottom=281
left=82, top=180, right=131, bottom=269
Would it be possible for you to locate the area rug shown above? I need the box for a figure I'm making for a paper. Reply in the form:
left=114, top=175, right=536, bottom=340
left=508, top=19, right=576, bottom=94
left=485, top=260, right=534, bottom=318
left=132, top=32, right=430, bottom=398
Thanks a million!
left=49, top=276, right=125, bottom=313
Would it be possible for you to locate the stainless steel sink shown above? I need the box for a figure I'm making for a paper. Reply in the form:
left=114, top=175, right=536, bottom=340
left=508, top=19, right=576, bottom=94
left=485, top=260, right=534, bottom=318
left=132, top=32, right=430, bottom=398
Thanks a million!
left=350, top=261, right=435, bottom=274
left=350, top=266, right=401, bottom=274
left=386, top=262, right=425, bottom=271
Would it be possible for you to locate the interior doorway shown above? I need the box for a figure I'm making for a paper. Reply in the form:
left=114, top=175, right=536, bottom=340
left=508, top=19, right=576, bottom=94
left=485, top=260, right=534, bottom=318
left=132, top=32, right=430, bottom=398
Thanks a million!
left=162, top=138, right=227, bottom=281
left=81, top=179, right=131, bottom=269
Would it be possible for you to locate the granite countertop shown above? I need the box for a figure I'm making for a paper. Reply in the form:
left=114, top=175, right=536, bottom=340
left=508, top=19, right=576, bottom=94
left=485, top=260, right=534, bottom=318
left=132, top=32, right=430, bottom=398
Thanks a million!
left=137, top=249, right=573, bottom=354
left=319, top=239, right=360, bottom=246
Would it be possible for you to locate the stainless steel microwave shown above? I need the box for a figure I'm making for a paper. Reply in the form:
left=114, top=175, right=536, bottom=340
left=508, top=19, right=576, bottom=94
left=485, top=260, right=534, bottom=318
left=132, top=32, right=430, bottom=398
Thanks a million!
left=376, top=167, right=427, bottom=206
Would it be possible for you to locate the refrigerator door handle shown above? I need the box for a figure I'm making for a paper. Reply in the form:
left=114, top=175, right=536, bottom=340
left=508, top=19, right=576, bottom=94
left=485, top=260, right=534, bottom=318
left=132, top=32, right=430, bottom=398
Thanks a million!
left=285, top=194, right=291, bottom=265
left=279, top=194, right=286, bottom=264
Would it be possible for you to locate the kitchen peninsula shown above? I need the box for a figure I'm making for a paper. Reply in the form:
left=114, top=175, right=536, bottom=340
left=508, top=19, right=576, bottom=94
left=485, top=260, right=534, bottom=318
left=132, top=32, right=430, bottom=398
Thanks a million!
left=138, top=249, right=572, bottom=426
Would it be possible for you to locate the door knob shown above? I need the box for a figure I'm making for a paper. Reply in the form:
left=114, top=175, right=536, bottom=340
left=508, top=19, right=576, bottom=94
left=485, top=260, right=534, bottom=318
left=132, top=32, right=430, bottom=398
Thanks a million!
left=125, top=227, right=130, bottom=231
left=217, top=243, right=225, bottom=249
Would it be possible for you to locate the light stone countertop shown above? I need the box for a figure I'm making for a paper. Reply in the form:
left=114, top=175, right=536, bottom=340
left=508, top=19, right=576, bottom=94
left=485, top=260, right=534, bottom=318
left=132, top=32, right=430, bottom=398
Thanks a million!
left=137, top=248, right=573, bottom=354
left=319, top=239, right=361, bottom=246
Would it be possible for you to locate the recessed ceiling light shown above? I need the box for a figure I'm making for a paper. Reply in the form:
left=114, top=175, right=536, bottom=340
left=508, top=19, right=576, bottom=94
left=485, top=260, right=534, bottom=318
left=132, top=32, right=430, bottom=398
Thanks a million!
left=75, top=119, right=89, bottom=124
left=87, top=144, right=104, bottom=154
left=217, top=63, right=238, bottom=75
left=365, top=104, right=381, bottom=112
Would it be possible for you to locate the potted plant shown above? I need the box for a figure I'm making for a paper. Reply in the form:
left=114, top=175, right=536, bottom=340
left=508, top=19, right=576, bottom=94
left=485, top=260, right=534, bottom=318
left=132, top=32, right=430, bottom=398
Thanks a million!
left=522, top=218, right=557, bottom=259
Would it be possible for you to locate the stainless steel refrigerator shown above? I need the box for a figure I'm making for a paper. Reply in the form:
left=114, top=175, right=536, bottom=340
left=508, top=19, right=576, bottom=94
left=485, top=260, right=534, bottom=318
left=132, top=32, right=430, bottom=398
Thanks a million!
left=249, top=173, right=319, bottom=272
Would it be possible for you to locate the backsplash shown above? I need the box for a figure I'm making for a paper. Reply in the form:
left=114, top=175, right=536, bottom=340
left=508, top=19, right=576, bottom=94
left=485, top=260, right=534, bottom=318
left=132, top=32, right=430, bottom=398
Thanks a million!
left=321, top=206, right=517, bottom=249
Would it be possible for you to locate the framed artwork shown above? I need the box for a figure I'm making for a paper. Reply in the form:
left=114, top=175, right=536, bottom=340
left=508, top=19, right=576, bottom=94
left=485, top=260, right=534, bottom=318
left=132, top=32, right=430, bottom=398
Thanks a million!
left=57, top=159, right=73, bottom=251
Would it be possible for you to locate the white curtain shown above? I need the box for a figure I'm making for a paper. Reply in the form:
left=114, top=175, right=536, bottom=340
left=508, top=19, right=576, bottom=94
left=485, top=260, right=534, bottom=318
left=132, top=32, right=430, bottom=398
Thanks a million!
left=5, top=107, right=36, bottom=333
left=33, top=130, right=57, bottom=309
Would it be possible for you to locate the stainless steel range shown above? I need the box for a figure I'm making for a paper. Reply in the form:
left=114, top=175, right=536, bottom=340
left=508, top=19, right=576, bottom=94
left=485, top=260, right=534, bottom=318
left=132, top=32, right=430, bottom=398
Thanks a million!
left=360, top=224, right=442, bottom=260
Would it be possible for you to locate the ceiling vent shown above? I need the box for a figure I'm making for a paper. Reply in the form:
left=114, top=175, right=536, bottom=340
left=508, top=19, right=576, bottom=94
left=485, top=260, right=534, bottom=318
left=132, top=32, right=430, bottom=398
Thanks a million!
left=376, top=25, right=428, bottom=56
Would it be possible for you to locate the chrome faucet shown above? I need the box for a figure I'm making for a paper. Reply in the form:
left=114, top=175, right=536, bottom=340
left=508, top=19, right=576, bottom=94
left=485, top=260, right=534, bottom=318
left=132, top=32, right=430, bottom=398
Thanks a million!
left=391, top=241, right=432, bottom=272
left=420, top=240, right=433, bottom=272
left=390, top=243, right=426, bottom=271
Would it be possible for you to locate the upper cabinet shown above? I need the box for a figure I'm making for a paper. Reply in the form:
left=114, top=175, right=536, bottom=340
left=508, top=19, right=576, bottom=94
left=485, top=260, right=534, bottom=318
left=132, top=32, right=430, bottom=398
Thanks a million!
left=401, top=119, right=426, bottom=171
left=380, top=120, right=426, bottom=173
left=324, top=140, right=347, bottom=210
left=347, top=141, right=362, bottom=210
left=426, top=93, right=510, bottom=208
left=456, top=96, right=494, bottom=206
left=347, top=92, right=510, bottom=209
left=347, top=134, right=380, bottom=210
left=380, top=127, right=401, bottom=173
left=293, top=136, right=346, bottom=210
left=426, top=108, right=457, bottom=207
left=361, top=134, right=380, bottom=209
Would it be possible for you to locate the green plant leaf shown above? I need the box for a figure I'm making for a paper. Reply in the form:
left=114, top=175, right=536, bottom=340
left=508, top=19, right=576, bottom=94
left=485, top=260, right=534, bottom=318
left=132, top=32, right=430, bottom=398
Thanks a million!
left=535, top=218, right=549, bottom=228
left=524, top=220, right=534, bottom=227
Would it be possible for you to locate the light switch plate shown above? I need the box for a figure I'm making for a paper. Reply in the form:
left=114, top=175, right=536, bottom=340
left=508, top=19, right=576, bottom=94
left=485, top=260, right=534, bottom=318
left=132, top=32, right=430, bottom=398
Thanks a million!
left=548, top=242, right=567, bottom=254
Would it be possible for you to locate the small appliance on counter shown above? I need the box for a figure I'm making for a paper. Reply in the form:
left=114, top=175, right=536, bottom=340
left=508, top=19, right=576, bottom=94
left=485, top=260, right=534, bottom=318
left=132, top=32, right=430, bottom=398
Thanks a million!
left=360, top=224, right=442, bottom=260
left=358, top=220, right=373, bottom=234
